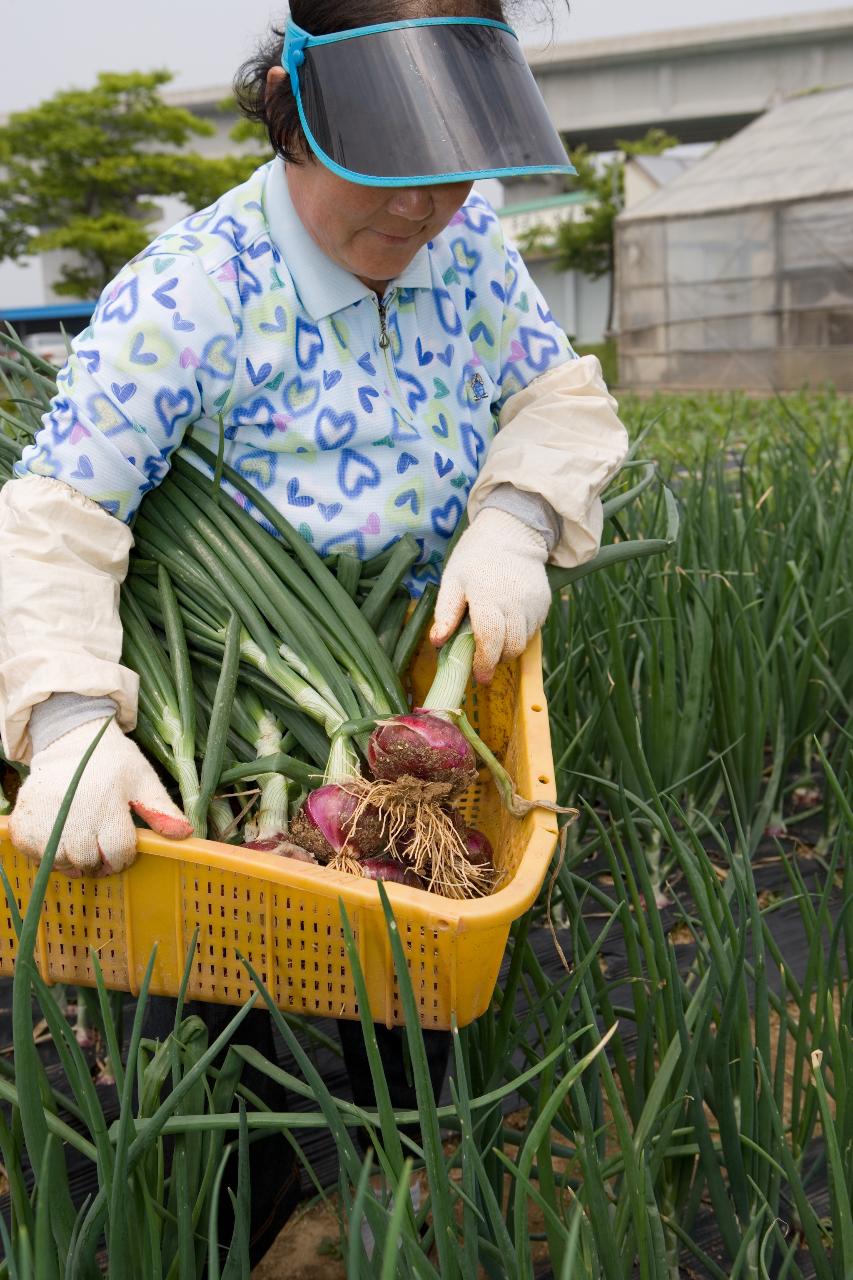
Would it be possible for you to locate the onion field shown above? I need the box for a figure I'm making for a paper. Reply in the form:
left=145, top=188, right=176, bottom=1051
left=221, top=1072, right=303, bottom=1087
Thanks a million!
left=0, top=365, right=850, bottom=1278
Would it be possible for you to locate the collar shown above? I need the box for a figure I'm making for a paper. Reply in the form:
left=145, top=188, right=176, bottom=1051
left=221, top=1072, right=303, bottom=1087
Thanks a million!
left=263, top=160, right=432, bottom=321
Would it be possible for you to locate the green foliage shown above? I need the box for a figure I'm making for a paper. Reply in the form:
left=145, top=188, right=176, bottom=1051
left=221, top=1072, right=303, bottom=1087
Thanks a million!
left=227, top=115, right=271, bottom=152
left=4, top=744, right=848, bottom=1276
left=553, top=129, right=678, bottom=281
left=1, top=384, right=850, bottom=1277
left=0, top=71, right=268, bottom=297
left=544, top=389, right=853, bottom=878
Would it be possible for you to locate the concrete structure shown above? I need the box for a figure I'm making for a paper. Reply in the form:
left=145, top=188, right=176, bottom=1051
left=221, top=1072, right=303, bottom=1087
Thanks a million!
left=162, top=10, right=853, bottom=155
left=528, top=8, right=853, bottom=151
left=0, top=256, right=47, bottom=312
left=6, top=10, right=851, bottom=334
left=615, top=86, right=853, bottom=391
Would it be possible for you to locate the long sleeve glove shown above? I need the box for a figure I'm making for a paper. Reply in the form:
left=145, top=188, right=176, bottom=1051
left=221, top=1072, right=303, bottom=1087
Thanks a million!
left=430, top=508, right=552, bottom=683
left=468, top=354, right=630, bottom=568
left=0, top=475, right=190, bottom=868
left=10, top=718, right=192, bottom=874
left=432, top=354, right=629, bottom=680
left=0, top=475, right=139, bottom=762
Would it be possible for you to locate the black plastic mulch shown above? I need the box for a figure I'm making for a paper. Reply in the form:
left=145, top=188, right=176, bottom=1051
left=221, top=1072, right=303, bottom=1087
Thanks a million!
left=0, top=829, right=842, bottom=1278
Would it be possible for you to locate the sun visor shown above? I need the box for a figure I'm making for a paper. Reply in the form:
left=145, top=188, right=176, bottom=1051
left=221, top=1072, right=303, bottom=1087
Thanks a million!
left=283, top=18, right=576, bottom=187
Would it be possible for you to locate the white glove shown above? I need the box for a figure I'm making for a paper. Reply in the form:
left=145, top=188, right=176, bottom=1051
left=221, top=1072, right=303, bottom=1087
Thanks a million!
left=430, top=508, right=552, bottom=684
left=10, top=718, right=192, bottom=875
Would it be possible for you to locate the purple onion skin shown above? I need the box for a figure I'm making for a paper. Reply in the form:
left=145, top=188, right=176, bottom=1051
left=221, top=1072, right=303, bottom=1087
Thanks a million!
left=303, top=785, right=358, bottom=854
left=291, top=785, right=386, bottom=862
left=360, top=858, right=423, bottom=888
left=462, top=827, right=494, bottom=868
left=367, top=711, right=476, bottom=785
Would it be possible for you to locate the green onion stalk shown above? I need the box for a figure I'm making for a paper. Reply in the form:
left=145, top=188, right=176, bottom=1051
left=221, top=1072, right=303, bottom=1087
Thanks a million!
left=125, top=571, right=327, bottom=764
left=206, top=797, right=238, bottom=842
left=195, top=671, right=306, bottom=850
left=120, top=589, right=205, bottom=833
left=226, top=697, right=292, bottom=844
left=114, top=439, right=425, bottom=849
left=0, top=334, right=678, bottom=884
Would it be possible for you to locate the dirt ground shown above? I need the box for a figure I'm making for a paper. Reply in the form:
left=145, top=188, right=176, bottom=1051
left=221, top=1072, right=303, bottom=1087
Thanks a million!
left=252, top=1203, right=346, bottom=1280
left=251, top=1137, right=553, bottom=1280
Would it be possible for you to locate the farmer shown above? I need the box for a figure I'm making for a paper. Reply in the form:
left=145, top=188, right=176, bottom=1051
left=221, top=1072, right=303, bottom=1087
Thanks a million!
left=0, top=0, right=628, bottom=1262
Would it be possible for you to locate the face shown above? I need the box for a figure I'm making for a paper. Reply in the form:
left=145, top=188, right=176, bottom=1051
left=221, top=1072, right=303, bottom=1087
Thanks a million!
left=266, top=67, right=473, bottom=291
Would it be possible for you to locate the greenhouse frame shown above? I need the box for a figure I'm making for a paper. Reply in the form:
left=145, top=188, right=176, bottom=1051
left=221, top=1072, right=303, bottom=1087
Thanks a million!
left=615, top=86, right=853, bottom=391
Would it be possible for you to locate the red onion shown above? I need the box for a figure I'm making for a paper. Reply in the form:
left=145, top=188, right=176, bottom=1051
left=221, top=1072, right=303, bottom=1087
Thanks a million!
left=367, top=711, right=476, bottom=787
left=462, top=827, right=494, bottom=868
left=359, top=858, right=423, bottom=888
left=290, top=784, right=384, bottom=863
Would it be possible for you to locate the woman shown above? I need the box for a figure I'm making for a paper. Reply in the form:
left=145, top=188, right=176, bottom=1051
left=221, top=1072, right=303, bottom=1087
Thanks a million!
left=0, top=0, right=628, bottom=1263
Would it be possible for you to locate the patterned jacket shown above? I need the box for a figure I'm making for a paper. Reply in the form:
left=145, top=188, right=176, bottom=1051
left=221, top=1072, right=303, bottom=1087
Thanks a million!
left=17, top=160, right=573, bottom=592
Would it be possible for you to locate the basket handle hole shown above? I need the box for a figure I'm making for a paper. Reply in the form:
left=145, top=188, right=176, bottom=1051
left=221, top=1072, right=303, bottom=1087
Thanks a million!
left=531, top=704, right=543, bottom=712
left=538, top=775, right=550, bottom=785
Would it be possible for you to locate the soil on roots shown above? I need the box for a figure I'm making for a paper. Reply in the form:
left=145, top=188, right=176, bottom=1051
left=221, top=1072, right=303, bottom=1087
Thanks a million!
left=345, top=776, right=498, bottom=899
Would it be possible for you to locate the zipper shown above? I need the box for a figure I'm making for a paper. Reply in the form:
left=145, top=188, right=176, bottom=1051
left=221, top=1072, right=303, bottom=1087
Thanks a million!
left=373, top=290, right=407, bottom=413
left=377, top=298, right=391, bottom=349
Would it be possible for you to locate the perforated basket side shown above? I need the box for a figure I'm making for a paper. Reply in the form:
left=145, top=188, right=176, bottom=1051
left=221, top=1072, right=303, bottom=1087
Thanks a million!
left=0, top=845, right=129, bottom=989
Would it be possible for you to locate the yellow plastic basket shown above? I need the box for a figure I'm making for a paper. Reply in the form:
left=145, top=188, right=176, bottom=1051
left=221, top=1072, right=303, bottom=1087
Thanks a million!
left=0, top=635, right=558, bottom=1030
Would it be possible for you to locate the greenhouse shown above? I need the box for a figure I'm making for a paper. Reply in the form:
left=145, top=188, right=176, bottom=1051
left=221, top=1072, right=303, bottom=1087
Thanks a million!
left=616, top=86, right=853, bottom=391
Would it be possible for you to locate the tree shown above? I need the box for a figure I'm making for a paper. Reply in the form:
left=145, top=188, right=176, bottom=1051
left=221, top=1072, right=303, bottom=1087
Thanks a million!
left=551, top=128, right=679, bottom=335
left=0, top=71, right=268, bottom=297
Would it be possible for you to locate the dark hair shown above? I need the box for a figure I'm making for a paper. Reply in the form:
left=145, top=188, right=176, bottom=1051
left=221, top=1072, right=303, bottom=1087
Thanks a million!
left=234, top=1, right=509, bottom=163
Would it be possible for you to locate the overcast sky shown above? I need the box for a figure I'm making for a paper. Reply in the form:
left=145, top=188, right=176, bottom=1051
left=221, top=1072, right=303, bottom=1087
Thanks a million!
left=2, top=1, right=848, bottom=115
